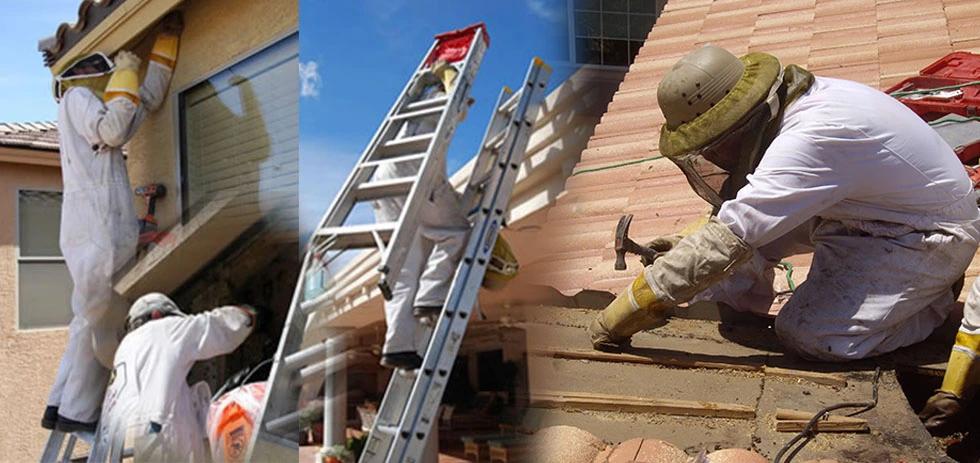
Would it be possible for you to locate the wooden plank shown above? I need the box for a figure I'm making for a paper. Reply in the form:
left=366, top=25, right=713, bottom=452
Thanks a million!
left=764, top=366, right=847, bottom=387
left=532, top=348, right=848, bottom=387
left=530, top=390, right=756, bottom=419
left=775, top=419, right=869, bottom=433
left=530, top=347, right=760, bottom=372
left=775, top=408, right=867, bottom=423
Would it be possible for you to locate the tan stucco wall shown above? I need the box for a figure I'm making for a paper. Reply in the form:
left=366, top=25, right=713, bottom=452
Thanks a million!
left=126, top=0, right=298, bottom=230
left=0, top=160, right=67, bottom=462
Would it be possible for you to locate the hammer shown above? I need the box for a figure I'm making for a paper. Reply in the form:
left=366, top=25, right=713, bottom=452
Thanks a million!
left=614, top=214, right=661, bottom=271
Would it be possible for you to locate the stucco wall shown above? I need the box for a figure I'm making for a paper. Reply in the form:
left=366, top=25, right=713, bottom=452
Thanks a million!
left=0, top=160, right=66, bottom=462
left=126, top=0, right=298, bottom=231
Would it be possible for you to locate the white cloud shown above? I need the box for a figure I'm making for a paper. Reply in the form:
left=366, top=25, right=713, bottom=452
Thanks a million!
left=527, top=0, right=563, bottom=23
left=299, top=60, right=322, bottom=98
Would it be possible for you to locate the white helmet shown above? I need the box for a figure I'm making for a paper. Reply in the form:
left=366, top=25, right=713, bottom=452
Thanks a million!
left=126, top=292, right=185, bottom=331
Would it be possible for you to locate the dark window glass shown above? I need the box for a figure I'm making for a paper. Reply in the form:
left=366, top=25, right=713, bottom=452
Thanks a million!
left=603, top=39, right=630, bottom=66
left=603, top=13, right=628, bottom=39
left=574, top=0, right=601, bottom=10
left=574, top=11, right=602, bottom=37
left=576, top=37, right=603, bottom=65
left=603, top=0, right=629, bottom=12
left=630, top=14, right=655, bottom=40
left=630, top=0, right=657, bottom=14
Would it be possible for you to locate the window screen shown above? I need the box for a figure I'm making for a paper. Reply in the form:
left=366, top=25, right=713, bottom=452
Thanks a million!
left=179, top=33, right=299, bottom=236
left=570, top=0, right=666, bottom=67
left=18, top=190, right=73, bottom=329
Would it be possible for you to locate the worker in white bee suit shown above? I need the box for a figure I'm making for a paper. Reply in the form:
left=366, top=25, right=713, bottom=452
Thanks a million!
left=96, top=293, right=255, bottom=462
left=372, top=59, right=472, bottom=370
left=920, top=278, right=980, bottom=433
left=587, top=45, right=980, bottom=362
left=42, top=14, right=182, bottom=433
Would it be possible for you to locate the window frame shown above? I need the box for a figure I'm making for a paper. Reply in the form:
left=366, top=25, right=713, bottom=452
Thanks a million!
left=15, top=187, right=71, bottom=331
left=566, top=0, right=663, bottom=70
left=172, top=28, right=299, bottom=224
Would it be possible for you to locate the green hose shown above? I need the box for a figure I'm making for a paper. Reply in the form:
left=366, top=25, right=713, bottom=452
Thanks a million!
left=570, top=155, right=665, bottom=176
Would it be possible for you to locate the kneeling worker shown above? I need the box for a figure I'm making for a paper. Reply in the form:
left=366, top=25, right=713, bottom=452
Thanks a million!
left=589, top=45, right=980, bottom=361
left=97, top=293, right=256, bottom=462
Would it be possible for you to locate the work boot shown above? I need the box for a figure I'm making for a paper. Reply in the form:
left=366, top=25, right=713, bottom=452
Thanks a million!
left=380, top=352, right=423, bottom=370
left=55, top=415, right=98, bottom=433
left=41, top=406, right=59, bottom=430
left=413, top=305, right=442, bottom=326
left=919, top=391, right=964, bottom=435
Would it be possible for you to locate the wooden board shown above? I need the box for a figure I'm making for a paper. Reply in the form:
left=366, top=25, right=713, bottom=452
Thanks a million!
left=775, top=419, right=869, bottom=433
left=532, top=347, right=847, bottom=387
left=530, top=390, right=756, bottom=419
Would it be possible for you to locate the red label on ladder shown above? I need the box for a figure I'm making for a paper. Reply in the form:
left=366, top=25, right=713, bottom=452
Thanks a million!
left=426, top=22, right=489, bottom=66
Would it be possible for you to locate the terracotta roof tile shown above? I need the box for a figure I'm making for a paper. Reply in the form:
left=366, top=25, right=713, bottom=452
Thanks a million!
left=38, top=0, right=126, bottom=68
left=529, top=0, right=980, bottom=298
left=0, top=121, right=59, bottom=151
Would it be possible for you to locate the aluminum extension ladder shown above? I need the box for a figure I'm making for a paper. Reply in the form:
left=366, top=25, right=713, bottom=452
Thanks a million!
left=360, top=57, right=551, bottom=463
left=245, top=24, right=491, bottom=462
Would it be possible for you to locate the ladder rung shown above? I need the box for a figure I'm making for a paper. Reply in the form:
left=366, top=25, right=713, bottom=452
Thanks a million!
left=378, top=133, right=434, bottom=156
left=498, top=89, right=523, bottom=115
left=314, top=222, right=396, bottom=249
left=355, top=177, right=415, bottom=201
left=392, top=105, right=446, bottom=121
left=405, top=95, right=449, bottom=111
left=296, top=352, right=355, bottom=385
left=361, top=152, right=426, bottom=169
left=484, top=129, right=508, bottom=151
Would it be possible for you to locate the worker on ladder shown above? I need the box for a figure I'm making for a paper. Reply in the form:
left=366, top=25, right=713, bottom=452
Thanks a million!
left=372, top=59, right=471, bottom=370
left=588, top=45, right=980, bottom=361
left=42, top=13, right=183, bottom=433
left=96, top=293, right=256, bottom=462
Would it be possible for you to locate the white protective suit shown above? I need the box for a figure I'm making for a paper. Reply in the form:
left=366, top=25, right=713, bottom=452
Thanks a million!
left=47, top=58, right=174, bottom=423
left=97, top=306, right=253, bottom=462
left=372, top=64, right=470, bottom=355
left=694, top=76, right=980, bottom=360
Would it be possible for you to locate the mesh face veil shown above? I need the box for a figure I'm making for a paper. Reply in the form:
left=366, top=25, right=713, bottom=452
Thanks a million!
left=53, top=52, right=115, bottom=100
left=672, top=77, right=782, bottom=207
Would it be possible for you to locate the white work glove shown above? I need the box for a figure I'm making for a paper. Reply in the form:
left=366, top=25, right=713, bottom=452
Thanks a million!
left=113, top=50, right=142, bottom=72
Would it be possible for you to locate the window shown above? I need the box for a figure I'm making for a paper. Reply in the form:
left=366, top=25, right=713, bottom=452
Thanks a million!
left=17, top=190, right=73, bottom=329
left=178, top=33, right=299, bottom=233
left=569, top=0, right=666, bottom=67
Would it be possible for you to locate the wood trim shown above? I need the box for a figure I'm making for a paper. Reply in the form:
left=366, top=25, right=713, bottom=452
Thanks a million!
left=530, top=390, right=756, bottom=419
left=531, top=348, right=848, bottom=387
left=52, top=0, right=184, bottom=74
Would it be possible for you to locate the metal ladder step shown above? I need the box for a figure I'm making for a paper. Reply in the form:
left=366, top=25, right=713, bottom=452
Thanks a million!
left=404, top=95, right=449, bottom=112
left=377, top=133, right=435, bottom=157
left=314, top=222, right=396, bottom=249
left=392, top=105, right=446, bottom=121
left=354, top=176, right=416, bottom=201
left=360, top=152, right=427, bottom=169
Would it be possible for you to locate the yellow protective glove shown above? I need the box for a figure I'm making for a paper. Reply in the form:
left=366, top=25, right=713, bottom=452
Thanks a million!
left=104, top=50, right=141, bottom=105
left=589, top=216, right=751, bottom=352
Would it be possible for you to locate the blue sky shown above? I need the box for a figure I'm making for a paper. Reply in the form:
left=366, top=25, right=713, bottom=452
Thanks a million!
left=298, top=0, right=577, bottom=235
left=0, top=0, right=80, bottom=122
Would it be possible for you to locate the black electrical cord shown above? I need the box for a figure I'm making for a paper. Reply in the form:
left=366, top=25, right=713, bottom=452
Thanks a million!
left=773, top=367, right=882, bottom=463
